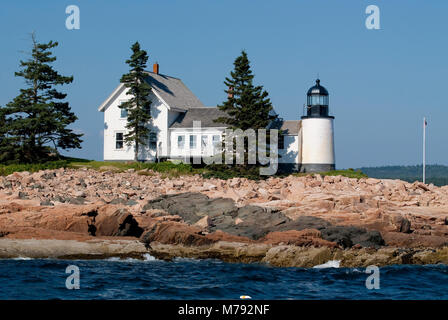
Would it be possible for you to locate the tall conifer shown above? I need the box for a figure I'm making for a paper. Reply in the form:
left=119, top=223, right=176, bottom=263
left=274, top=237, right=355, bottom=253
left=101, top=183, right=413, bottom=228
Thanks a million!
left=215, top=51, right=277, bottom=130
left=215, top=51, right=278, bottom=166
left=0, top=34, right=82, bottom=163
left=119, top=42, right=152, bottom=161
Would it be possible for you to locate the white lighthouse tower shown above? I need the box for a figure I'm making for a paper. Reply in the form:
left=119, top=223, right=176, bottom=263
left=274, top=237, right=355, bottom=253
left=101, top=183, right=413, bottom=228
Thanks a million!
left=299, top=79, right=335, bottom=172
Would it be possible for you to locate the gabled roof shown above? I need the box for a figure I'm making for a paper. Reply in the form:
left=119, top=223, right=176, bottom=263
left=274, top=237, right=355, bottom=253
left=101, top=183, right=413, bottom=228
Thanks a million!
left=98, top=71, right=205, bottom=112
left=170, top=107, right=228, bottom=128
left=278, top=120, right=300, bottom=135
left=144, top=71, right=205, bottom=110
left=98, top=83, right=126, bottom=112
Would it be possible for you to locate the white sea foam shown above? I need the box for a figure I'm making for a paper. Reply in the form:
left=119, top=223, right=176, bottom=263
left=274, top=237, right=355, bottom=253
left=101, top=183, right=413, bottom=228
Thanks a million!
left=313, top=260, right=341, bottom=269
left=173, top=257, right=202, bottom=262
left=105, top=254, right=157, bottom=262
left=105, top=257, right=122, bottom=262
left=143, top=253, right=156, bottom=261
left=11, top=257, right=33, bottom=260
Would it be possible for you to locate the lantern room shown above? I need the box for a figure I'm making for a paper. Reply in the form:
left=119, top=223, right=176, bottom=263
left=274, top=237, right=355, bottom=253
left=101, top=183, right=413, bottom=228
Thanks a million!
left=303, top=79, right=332, bottom=118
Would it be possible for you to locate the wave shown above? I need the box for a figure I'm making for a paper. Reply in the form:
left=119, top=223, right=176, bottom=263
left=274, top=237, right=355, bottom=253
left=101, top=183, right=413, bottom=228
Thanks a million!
left=313, top=260, right=341, bottom=269
left=0, top=260, right=446, bottom=299
left=105, top=253, right=158, bottom=262
left=143, top=253, right=156, bottom=261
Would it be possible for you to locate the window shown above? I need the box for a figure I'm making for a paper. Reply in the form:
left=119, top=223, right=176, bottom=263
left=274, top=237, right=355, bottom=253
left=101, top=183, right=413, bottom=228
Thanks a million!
left=212, top=135, right=221, bottom=152
left=201, top=135, right=208, bottom=148
left=307, top=95, right=328, bottom=106
left=212, top=135, right=220, bottom=148
left=120, top=108, right=128, bottom=118
left=212, top=135, right=220, bottom=145
left=190, top=135, right=197, bottom=149
left=149, top=132, right=157, bottom=149
left=116, top=133, right=124, bottom=149
left=177, top=135, right=185, bottom=149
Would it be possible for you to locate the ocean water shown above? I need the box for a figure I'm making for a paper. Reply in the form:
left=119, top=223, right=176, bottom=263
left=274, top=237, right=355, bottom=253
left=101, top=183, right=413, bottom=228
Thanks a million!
left=0, top=257, right=446, bottom=300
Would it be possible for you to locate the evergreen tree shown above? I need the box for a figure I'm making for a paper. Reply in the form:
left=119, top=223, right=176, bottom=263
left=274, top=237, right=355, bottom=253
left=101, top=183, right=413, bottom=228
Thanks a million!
left=0, top=108, right=10, bottom=162
left=0, top=108, right=5, bottom=145
left=215, top=51, right=279, bottom=166
left=0, top=34, right=82, bottom=163
left=119, top=42, right=152, bottom=161
left=215, top=50, right=277, bottom=131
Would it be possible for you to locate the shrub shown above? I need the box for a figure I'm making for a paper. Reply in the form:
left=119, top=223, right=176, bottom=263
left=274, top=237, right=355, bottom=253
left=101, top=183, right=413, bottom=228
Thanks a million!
left=202, top=164, right=264, bottom=180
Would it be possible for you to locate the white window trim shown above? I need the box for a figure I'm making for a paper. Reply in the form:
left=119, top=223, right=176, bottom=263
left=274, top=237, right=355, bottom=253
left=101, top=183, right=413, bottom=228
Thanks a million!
left=119, top=100, right=128, bottom=119
left=201, top=135, right=208, bottom=147
left=189, top=134, right=197, bottom=149
left=120, top=109, right=128, bottom=119
left=212, top=134, right=222, bottom=147
left=177, top=135, right=185, bottom=150
left=114, top=131, right=126, bottom=151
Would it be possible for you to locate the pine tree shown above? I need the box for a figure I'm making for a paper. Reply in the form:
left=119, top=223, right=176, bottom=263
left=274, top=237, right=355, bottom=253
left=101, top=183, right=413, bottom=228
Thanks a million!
left=119, top=42, right=152, bottom=161
left=0, top=109, right=9, bottom=162
left=0, top=34, right=82, bottom=163
left=215, top=51, right=277, bottom=130
left=215, top=51, right=278, bottom=166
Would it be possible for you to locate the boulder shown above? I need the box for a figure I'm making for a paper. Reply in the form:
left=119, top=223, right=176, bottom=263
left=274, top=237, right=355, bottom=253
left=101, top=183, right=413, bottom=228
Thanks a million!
left=140, top=221, right=213, bottom=246
left=206, top=230, right=253, bottom=243
left=263, top=246, right=334, bottom=268
left=193, top=216, right=213, bottom=231
left=143, top=192, right=237, bottom=224
left=95, top=207, right=144, bottom=237
left=67, top=197, right=85, bottom=205
left=261, top=229, right=338, bottom=248
left=320, top=226, right=384, bottom=248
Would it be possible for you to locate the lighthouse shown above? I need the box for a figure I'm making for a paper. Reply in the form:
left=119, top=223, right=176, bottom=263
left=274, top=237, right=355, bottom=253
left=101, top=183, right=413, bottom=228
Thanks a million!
left=299, top=79, right=335, bottom=172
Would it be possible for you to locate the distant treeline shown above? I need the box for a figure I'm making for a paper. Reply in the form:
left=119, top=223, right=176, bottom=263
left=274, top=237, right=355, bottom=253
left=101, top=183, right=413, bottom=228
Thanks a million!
left=356, top=165, right=448, bottom=186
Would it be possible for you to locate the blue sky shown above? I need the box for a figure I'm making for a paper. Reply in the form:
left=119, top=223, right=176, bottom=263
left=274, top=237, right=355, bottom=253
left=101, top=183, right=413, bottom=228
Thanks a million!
left=0, top=0, right=447, bottom=168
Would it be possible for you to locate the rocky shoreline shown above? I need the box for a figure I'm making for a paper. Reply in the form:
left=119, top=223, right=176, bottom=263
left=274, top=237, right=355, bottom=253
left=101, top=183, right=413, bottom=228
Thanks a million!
left=0, top=168, right=447, bottom=267
left=1, top=239, right=446, bottom=268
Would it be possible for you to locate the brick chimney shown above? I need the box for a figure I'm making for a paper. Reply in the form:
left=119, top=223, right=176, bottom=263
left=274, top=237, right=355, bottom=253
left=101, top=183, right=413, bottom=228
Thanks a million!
left=153, top=62, right=159, bottom=74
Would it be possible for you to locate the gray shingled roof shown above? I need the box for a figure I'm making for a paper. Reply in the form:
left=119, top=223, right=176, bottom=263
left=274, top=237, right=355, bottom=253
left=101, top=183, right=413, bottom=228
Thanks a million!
left=144, top=71, right=205, bottom=110
left=170, top=107, right=229, bottom=128
left=279, top=120, right=300, bottom=135
left=170, top=109, right=300, bottom=133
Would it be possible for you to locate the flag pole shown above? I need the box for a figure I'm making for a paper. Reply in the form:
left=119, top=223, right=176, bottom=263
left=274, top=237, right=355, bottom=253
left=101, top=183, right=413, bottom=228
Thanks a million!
left=423, top=117, right=426, bottom=184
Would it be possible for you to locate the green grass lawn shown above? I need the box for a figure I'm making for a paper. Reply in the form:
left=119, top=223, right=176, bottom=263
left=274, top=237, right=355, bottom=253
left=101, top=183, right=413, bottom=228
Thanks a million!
left=0, top=160, right=72, bottom=176
left=291, top=169, right=368, bottom=179
left=0, top=157, right=367, bottom=180
left=69, top=159, right=203, bottom=178
left=0, top=157, right=204, bottom=178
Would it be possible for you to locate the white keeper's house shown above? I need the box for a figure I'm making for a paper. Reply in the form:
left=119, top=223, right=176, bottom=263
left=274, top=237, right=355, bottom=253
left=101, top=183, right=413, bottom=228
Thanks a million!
left=98, top=63, right=335, bottom=173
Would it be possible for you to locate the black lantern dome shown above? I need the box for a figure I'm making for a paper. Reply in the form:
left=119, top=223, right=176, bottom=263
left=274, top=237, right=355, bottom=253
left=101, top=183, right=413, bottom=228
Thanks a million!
left=307, top=79, right=328, bottom=97
left=302, top=79, right=332, bottom=119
